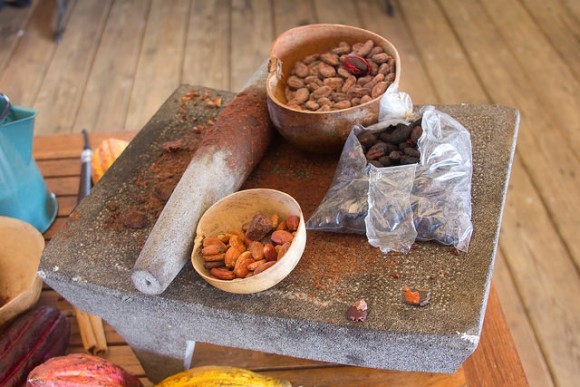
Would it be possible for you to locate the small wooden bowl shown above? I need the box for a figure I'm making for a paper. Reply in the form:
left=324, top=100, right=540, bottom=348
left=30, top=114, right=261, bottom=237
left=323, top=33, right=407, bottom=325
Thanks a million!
left=191, top=189, right=306, bottom=294
left=267, top=24, right=401, bottom=153
left=0, top=216, right=45, bottom=328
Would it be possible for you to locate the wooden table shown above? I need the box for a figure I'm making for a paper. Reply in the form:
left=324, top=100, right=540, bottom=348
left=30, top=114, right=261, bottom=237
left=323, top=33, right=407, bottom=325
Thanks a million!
left=35, top=131, right=528, bottom=386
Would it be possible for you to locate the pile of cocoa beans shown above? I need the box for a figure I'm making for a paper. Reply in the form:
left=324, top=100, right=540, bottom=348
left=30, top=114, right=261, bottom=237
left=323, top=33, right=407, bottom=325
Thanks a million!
left=357, top=120, right=423, bottom=168
left=285, top=39, right=396, bottom=111
left=201, top=213, right=300, bottom=280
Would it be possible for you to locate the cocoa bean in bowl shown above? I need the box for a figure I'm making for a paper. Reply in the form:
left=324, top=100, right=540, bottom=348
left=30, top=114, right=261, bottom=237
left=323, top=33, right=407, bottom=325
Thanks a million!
left=191, top=189, right=306, bottom=294
left=267, top=24, right=401, bottom=154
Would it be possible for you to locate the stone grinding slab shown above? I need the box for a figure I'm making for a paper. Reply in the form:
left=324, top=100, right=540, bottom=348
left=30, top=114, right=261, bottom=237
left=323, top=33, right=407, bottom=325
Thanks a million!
left=39, top=85, right=519, bottom=383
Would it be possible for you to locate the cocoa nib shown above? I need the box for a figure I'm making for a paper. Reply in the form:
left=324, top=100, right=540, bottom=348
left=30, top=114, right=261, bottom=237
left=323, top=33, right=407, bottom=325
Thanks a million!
left=123, top=210, right=148, bottom=229
left=245, top=214, right=273, bottom=241
left=403, top=288, right=431, bottom=307
left=346, top=299, right=368, bottom=322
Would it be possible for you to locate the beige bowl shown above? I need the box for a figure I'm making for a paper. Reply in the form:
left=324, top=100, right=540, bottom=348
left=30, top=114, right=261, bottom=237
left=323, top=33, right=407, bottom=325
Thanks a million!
left=0, top=216, right=45, bottom=328
left=267, top=24, right=401, bottom=153
left=191, top=189, right=306, bottom=294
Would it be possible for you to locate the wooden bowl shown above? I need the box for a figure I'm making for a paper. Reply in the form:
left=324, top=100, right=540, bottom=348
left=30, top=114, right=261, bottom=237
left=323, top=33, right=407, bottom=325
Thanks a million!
left=266, top=24, right=401, bottom=153
left=191, top=189, right=306, bottom=294
left=0, top=216, right=45, bottom=328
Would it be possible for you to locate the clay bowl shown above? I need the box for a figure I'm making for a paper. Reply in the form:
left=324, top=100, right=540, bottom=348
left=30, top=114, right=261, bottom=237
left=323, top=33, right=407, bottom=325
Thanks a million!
left=192, top=189, right=306, bottom=294
left=266, top=24, right=401, bottom=153
left=0, top=216, right=45, bottom=328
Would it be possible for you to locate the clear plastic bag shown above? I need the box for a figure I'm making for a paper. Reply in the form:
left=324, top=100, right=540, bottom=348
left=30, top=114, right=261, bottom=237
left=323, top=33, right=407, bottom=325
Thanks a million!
left=306, top=86, right=473, bottom=253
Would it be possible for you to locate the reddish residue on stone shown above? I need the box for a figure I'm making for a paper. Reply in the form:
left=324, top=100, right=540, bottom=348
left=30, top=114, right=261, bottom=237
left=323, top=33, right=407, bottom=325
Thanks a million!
left=242, top=137, right=399, bottom=301
left=198, top=86, right=272, bottom=175
left=103, top=89, right=221, bottom=232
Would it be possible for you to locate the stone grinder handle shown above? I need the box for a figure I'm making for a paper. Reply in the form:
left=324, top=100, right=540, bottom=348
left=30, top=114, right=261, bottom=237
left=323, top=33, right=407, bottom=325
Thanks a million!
left=131, top=62, right=272, bottom=295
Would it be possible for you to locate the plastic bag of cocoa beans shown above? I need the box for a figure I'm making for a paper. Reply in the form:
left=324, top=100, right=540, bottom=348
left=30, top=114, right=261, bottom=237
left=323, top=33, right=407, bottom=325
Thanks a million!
left=306, top=87, right=473, bottom=253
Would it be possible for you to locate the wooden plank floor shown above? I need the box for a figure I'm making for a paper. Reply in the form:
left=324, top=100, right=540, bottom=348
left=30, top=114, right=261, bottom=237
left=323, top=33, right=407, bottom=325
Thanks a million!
left=1, top=1, right=578, bottom=386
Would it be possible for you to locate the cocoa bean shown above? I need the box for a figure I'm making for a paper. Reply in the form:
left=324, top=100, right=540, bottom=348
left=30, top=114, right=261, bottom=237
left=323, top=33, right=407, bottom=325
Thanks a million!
left=319, top=62, right=337, bottom=78
left=371, top=53, right=390, bottom=64
left=369, top=160, right=382, bottom=168
left=410, top=125, right=423, bottom=143
left=378, top=63, right=390, bottom=75
left=317, top=97, right=332, bottom=106
left=357, top=75, right=373, bottom=86
left=369, top=60, right=379, bottom=76
left=320, top=52, right=340, bottom=66
left=333, top=100, right=352, bottom=110
left=371, top=81, right=388, bottom=98
left=337, top=66, right=351, bottom=78
left=404, top=147, right=421, bottom=158
left=307, top=82, right=320, bottom=91
left=366, top=142, right=388, bottom=160
left=323, top=77, right=344, bottom=91
left=370, top=46, right=384, bottom=56
left=360, top=95, right=372, bottom=104
left=390, top=124, right=413, bottom=144
left=357, top=131, right=378, bottom=147
left=378, top=156, right=392, bottom=166
left=287, top=75, right=305, bottom=89
left=293, top=61, right=309, bottom=78
left=331, top=92, right=348, bottom=102
left=304, top=75, right=321, bottom=84
left=318, top=104, right=331, bottom=112
left=400, top=155, right=420, bottom=165
left=303, top=54, right=320, bottom=64
left=355, top=39, right=374, bottom=57
left=331, top=41, right=351, bottom=55
left=304, top=100, right=320, bottom=111
left=246, top=213, right=273, bottom=241
left=351, top=97, right=361, bottom=106
left=341, top=76, right=357, bottom=93
left=311, top=85, right=332, bottom=99
left=308, top=61, right=321, bottom=76
left=389, top=150, right=402, bottom=162
left=385, top=73, right=396, bottom=84
left=289, top=88, right=309, bottom=104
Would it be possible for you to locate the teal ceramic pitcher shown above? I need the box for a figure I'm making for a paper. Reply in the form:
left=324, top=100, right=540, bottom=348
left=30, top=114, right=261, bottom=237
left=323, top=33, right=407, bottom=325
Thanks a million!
left=0, top=102, right=58, bottom=233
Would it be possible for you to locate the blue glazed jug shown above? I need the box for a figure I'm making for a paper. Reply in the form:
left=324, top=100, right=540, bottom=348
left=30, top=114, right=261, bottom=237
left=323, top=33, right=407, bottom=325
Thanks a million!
left=0, top=104, right=58, bottom=233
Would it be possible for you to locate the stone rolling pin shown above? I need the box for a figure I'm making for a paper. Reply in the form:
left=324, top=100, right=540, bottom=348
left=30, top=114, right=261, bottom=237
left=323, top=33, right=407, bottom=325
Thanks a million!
left=131, top=62, right=273, bottom=295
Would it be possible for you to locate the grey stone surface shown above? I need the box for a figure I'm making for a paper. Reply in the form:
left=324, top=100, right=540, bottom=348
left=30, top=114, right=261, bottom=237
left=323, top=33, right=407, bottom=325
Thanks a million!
left=39, top=86, right=519, bottom=383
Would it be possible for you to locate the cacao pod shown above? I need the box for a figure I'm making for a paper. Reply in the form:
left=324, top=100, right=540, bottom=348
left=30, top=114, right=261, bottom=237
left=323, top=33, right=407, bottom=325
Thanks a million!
left=27, top=353, right=142, bottom=386
left=0, top=305, right=70, bottom=387
left=156, top=365, right=291, bottom=387
left=91, top=138, right=129, bottom=183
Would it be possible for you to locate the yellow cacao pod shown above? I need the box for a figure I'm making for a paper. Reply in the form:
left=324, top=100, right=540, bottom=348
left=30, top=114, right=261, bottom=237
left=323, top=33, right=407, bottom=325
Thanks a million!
left=91, top=138, right=129, bottom=183
left=155, top=365, right=291, bottom=387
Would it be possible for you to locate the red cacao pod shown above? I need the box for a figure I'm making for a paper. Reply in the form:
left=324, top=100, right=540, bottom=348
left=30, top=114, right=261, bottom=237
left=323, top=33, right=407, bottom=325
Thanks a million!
left=27, top=353, right=143, bottom=386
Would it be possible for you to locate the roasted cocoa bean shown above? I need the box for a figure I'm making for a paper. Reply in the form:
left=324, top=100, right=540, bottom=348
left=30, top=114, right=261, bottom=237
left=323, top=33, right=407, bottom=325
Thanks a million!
left=366, top=142, right=388, bottom=160
left=317, top=97, right=332, bottom=106
left=378, top=156, right=392, bottom=166
left=370, top=46, right=384, bottom=56
left=337, top=66, right=351, bottom=78
left=390, top=124, right=413, bottom=144
left=357, top=131, right=378, bottom=147
left=389, top=150, right=402, bottom=162
left=403, top=147, right=421, bottom=157
left=410, top=125, right=423, bottom=144
left=331, top=41, right=351, bottom=55
left=341, top=76, right=357, bottom=93
left=369, top=160, right=382, bottom=168
left=400, top=155, right=420, bottom=165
